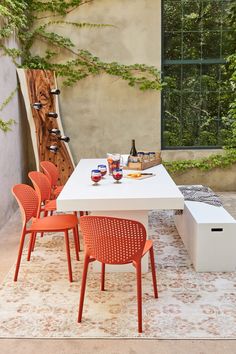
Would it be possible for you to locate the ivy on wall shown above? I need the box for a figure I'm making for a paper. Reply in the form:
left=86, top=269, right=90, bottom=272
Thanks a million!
left=0, top=0, right=164, bottom=131
left=0, top=87, right=17, bottom=132
left=0, top=0, right=163, bottom=89
left=163, top=149, right=236, bottom=174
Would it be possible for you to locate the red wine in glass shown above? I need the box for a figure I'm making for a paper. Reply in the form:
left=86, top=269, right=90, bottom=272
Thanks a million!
left=112, top=168, right=123, bottom=183
left=97, top=164, right=107, bottom=177
left=91, top=169, right=102, bottom=185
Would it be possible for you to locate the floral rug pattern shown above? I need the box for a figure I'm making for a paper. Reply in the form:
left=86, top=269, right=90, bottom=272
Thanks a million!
left=0, top=210, right=236, bottom=338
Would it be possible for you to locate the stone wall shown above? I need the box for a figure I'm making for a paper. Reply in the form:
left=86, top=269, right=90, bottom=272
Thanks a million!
left=162, top=150, right=236, bottom=191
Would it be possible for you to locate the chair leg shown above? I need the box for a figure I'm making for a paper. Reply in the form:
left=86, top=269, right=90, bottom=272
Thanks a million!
left=31, top=232, right=37, bottom=251
left=27, top=233, right=35, bottom=261
left=14, top=228, right=26, bottom=281
left=78, top=254, right=90, bottom=322
left=136, top=261, right=142, bottom=333
left=41, top=211, right=48, bottom=237
left=149, top=246, right=158, bottom=298
left=101, top=263, right=105, bottom=291
left=64, top=230, right=73, bottom=282
left=76, top=225, right=80, bottom=252
left=73, top=227, right=80, bottom=261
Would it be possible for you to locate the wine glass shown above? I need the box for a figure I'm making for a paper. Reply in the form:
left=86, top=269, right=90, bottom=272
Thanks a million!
left=112, top=168, right=123, bottom=183
left=97, top=164, right=107, bottom=177
left=91, top=169, right=102, bottom=185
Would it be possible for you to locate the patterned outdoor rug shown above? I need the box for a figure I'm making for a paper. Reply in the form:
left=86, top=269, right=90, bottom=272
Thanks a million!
left=0, top=210, right=236, bottom=339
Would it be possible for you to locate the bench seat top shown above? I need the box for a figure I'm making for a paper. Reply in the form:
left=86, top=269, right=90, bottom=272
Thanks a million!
left=185, top=201, right=236, bottom=224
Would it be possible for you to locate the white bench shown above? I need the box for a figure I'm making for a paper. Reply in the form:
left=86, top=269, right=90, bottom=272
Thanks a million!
left=174, top=201, right=236, bottom=272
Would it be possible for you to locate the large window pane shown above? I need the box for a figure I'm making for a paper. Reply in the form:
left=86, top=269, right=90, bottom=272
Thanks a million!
left=183, top=1, right=201, bottom=31
left=202, top=31, right=221, bottom=59
left=183, top=32, right=201, bottom=59
left=164, top=1, right=182, bottom=31
left=164, top=32, right=182, bottom=60
left=162, top=0, right=235, bottom=148
left=182, top=65, right=201, bottom=91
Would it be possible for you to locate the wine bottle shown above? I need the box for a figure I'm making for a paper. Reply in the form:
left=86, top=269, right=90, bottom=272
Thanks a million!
left=47, top=112, right=58, bottom=118
left=32, top=102, right=43, bottom=110
left=47, top=145, right=58, bottom=153
left=58, top=136, right=70, bottom=143
left=50, top=88, right=61, bottom=95
left=48, top=128, right=61, bottom=136
left=130, top=139, right=138, bottom=156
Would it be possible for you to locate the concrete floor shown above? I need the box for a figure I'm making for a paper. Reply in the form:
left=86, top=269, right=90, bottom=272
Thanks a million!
left=0, top=193, right=236, bottom=354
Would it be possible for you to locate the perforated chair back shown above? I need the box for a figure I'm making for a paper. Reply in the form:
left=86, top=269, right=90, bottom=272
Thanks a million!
left=80, top=216, right=147, bottom=264
left=40, top=161, right=59, bottom=188
left=12, top=184, right=39, bottom=223
left=28, top=171, right=51, bottom=204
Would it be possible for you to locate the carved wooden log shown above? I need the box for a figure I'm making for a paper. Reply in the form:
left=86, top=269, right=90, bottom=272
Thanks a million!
left=17, top=69, right=75, bottom=186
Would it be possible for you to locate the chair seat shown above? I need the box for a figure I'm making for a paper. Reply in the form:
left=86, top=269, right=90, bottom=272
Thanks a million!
left=30, top=214, right=78, bottom=232
left=44, top=199, right=56, bottom=211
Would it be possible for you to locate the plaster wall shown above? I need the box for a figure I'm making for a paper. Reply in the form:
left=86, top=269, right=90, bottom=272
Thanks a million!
left=32, top=0, right=162, bottom=161
left=0, top=36, right=27, bottom=229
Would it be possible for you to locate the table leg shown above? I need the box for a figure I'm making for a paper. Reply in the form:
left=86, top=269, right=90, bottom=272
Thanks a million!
left=90, top=210, right=149, bottom=273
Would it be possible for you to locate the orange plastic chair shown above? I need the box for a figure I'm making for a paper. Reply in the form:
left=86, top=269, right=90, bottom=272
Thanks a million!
left=78, top=215, right=158, bottom=333
left=28, top=171, right=80, bottom=255
left=12, top=184, right=79, bottom=282
left=40, top=160, right=64, bottom=198
left=40, top=160, right=87, bottom=217
left=28, top=171, right=56, bottom=215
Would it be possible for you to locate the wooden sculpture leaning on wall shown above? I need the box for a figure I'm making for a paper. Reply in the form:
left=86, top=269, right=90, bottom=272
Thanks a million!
left=17, top=69, right=75, bottom=186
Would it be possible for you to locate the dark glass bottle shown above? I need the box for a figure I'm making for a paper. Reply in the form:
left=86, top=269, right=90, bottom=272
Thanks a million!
left=58, top=136, right=70, bottom=143
left=130, top=139, right=138, bottom=156
left=32, top=102, right=43, bottom=110
left=48, top=128, right=61, bottom=136
left=50, top=88, right=61, bottom=95
left=47, top=145, right=58, bottom=153
left=47, top=112, right=58, bottom=118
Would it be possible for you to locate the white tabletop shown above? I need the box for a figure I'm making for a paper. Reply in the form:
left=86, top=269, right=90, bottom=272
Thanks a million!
left=56, top=159, right=184, bottom=212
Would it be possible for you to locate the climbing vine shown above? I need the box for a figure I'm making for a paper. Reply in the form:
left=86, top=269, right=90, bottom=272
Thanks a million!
left=0, top=0, right=163, bottom=89
left=163, top=149, right=236, bottom=174
left=0, top=0, right=164, bottom=131
left=0, top=87, right=17, bottom=132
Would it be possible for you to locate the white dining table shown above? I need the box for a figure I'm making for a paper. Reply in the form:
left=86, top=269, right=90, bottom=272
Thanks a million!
left=56, top=159, right=184, bottom=272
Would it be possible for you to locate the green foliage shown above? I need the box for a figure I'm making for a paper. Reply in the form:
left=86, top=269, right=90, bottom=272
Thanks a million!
left=31, top=0, right=84, bottom=16
left=0, top=118, right=15, bottom=132
left=223, top=54, right=236, bottom=148
left=162, top=0, right=236, bottom=148
left=162, top=0, right=236, bottom=174
left=163, top=149, right=236, bottom=175
left=0, top=87, right=17, bottom=132
left=0, top=1, right=28, bottom=39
